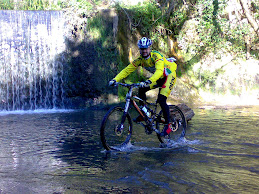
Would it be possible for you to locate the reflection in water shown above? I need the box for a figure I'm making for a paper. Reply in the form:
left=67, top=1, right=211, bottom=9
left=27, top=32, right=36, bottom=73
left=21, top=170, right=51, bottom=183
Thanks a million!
left=0, top=106, right=258, bottom=193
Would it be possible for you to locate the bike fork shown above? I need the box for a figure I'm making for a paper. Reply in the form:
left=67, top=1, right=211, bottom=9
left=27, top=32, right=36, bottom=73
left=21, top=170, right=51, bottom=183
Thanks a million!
left=119, top=96, right=131, bottom=131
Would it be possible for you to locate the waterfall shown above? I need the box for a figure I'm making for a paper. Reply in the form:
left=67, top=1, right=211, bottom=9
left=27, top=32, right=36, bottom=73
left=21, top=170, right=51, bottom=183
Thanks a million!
left=0, top=10, right=67, bottom=111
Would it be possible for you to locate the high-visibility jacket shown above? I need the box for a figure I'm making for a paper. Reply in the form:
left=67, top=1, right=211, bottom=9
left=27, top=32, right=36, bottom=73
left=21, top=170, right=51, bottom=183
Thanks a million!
left=113, top=51, right=177, bottom=84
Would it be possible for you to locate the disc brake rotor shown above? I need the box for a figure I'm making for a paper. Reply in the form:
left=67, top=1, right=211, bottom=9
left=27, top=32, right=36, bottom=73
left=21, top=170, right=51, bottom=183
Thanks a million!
left=114, top=124, right=123, bottom=136
left=170, top=121, right=178, bottom=132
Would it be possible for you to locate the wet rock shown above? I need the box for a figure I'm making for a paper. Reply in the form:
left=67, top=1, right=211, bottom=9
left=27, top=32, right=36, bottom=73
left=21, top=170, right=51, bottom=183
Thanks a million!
left=171, top=103, right=195, bottom=121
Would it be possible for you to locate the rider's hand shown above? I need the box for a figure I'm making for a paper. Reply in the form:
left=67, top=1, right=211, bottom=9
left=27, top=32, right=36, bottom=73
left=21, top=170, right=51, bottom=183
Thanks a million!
left=109, top=79, right=117, bottom=86
left=139, top=80, right=152, bottom=88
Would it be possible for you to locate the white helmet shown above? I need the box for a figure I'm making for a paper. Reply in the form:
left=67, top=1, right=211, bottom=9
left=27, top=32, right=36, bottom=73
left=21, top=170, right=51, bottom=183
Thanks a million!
left=137, top=37, right=152, bottom=48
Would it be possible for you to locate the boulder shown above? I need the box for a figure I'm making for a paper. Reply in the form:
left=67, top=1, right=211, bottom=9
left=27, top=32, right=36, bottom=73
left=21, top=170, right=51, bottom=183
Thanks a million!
left=170, top=103, right=195, bottom=122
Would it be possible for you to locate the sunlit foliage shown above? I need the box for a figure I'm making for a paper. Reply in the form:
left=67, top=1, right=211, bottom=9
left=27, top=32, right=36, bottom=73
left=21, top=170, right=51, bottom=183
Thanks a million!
left=0, top=0, right=102, bottom=10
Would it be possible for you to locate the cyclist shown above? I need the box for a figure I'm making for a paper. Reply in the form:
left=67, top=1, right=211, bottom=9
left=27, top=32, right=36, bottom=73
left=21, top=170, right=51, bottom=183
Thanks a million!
left=109, top=37, right=177, bottom=136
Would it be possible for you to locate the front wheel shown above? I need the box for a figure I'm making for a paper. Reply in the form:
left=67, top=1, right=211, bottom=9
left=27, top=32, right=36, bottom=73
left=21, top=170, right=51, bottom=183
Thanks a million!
left=100, top=106, right=133, bottom=151
left=156, top=105, right=187, bottom=144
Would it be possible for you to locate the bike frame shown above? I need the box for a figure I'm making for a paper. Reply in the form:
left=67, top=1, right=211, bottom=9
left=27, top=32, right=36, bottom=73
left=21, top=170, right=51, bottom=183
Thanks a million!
left=118, top=83, right=160, bottom=134
left=100, top=82, right=187, bottom=150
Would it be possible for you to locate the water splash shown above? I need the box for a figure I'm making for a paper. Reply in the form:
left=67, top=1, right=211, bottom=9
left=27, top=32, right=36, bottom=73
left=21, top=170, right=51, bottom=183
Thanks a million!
left=162, top=137, right=201, bottom=148
left=0, top=10, right=67, bottom=111
left=102, top=138, right=202, bottom=153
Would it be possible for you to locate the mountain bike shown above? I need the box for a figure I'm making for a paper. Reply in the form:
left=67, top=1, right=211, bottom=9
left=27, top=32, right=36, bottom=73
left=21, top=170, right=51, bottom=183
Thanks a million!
left=100, top=82, right=187, bottom=151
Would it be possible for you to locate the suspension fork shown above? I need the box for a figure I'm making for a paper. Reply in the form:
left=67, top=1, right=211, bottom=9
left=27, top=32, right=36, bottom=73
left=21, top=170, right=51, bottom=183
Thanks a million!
left=119, top=87, right=133, bottom=129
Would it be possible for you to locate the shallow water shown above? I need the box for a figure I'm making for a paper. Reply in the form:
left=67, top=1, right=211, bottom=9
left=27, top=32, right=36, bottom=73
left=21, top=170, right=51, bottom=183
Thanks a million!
left=0, top=106, right=258, bottom=193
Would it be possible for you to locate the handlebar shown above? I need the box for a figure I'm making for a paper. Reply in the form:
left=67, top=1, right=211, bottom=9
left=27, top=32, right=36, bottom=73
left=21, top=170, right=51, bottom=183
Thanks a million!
left=114, top=82, right=140, bottom=88
left=112, top=82, right=156, bottom=105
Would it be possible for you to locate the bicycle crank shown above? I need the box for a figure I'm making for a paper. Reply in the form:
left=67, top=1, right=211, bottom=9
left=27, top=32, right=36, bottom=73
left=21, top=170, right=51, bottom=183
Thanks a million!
left=145, top=125, right=153, bottom=135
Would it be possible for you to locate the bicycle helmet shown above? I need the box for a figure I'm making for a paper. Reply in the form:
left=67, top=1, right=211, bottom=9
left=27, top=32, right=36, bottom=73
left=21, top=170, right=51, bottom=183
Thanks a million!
left=137, top=37, right=152, bottom=48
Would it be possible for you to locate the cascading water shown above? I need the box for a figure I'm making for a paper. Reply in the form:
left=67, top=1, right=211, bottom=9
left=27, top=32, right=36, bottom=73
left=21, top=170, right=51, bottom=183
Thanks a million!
left=0, top=10, right=67, bottom=111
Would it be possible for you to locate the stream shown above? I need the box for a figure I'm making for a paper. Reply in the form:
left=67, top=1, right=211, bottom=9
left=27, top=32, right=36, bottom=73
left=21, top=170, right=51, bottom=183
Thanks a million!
left=0, top=105, right=258, bottom=193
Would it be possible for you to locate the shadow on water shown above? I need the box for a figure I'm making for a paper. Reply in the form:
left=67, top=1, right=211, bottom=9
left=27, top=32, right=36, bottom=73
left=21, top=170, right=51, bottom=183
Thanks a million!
left=49, top=110, right=105, bottom=166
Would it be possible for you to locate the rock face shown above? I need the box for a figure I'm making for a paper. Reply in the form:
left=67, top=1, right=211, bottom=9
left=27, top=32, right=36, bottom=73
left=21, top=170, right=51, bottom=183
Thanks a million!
left=170, top=103, right=195, bottom=122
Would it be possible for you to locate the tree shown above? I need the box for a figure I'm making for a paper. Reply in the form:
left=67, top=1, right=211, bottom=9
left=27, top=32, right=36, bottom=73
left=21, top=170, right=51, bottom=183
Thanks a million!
left=238, top=0, right=259, bottom=37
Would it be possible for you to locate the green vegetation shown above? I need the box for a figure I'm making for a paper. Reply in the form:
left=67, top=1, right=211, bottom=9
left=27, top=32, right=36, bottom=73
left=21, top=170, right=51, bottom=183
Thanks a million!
left=0, top=0, right=102, bottom=10
left=112, top=0, right=258, bottom=99
left=1, top=0, right=258, bottom=102
left=0, top=0, right=64, bottom=10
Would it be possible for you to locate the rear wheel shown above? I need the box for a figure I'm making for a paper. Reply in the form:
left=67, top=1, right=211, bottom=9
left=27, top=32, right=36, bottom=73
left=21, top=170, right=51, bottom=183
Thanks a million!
left=156, top=105, right=187, bottom=144
left=100, top=106, right=132, bottom=150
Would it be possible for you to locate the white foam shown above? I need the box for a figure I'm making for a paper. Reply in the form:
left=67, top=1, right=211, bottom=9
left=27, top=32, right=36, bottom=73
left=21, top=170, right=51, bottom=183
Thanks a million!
left=0, top=108, right=75, bottom=116
left=165, top=138, right=202, bottom=148
left=101, top=138, right=203, bottom=153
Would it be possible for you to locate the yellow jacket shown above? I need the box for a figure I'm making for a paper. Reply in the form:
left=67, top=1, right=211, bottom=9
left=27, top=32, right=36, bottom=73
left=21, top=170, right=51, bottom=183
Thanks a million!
left=114, top=51, right=177, bottom=83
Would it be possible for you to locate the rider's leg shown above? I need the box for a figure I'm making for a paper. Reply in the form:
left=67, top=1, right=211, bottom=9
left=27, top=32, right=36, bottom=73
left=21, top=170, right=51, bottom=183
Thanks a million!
left=138, top=87, right=150, bottom=106
left=159, top=73, right=176, bottom=136
left=158, top=94, right=172, bottom=136
left=157, top=94, right=170, bottom=124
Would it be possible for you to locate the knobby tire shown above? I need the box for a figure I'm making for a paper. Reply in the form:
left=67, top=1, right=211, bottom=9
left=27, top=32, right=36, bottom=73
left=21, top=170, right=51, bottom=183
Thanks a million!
left=156, top=105, right=187, bottom=144
left=100, top=106, right=133, bottom=151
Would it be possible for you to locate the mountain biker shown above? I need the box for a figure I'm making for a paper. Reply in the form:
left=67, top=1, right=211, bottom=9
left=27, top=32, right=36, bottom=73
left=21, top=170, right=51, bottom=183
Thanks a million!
left=109, top=37, right=177, bottom=136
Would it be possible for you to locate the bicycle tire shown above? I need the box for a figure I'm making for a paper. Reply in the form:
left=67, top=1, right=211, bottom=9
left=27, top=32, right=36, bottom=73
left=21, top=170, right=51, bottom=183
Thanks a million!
left=156, top=105, right=187, bottom=144
left=100, top=106, right=133, bottom=151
